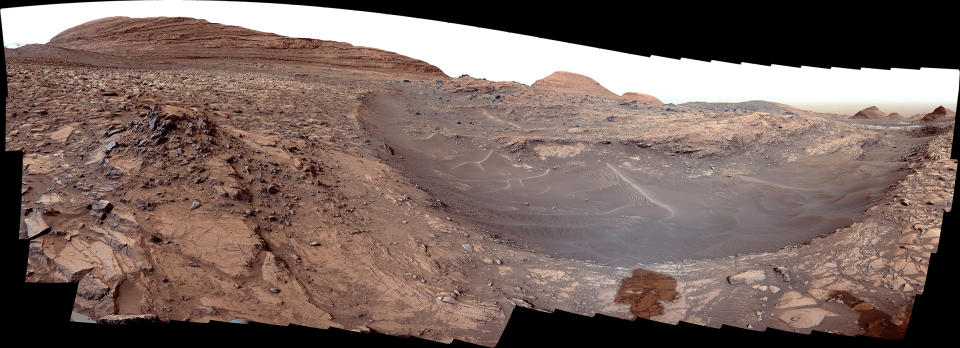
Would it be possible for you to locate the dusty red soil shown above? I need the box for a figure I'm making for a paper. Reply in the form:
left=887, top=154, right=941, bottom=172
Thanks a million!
left=7, top=16, right=956, bottom=345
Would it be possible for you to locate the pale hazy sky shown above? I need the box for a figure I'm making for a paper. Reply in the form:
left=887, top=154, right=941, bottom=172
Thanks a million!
left=3, top=0, right=958, bottom=116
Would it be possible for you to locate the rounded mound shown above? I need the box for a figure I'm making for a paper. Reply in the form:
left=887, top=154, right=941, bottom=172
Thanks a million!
left=621, top=92, right=663, bottom=105
left=531, top=71, right=620, bottom=99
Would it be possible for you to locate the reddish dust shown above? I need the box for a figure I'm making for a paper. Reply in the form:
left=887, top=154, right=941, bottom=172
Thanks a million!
left=614, top=269, right=679, bottom=319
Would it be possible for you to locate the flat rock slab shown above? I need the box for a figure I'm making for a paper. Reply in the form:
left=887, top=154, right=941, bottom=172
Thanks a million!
left=727, top=270, right=766, bottom=285
left=775, top=291, right=818, bottom=309
left=47, top=124, right=75, bottom=143
left=778, top=308, right=838, bottom=329
left=153, top=210, right=263, bottom=278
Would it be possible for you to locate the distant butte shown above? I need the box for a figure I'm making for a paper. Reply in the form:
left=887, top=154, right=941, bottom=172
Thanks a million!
left=849, top=106, right=887, bottom=120
left=531, top=71, right=622, bottom=99
left=919, top=105, right=956, bottom=122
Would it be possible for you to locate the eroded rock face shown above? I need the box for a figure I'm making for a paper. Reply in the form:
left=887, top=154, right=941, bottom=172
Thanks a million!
left=47, top=16, right=446, bottom=77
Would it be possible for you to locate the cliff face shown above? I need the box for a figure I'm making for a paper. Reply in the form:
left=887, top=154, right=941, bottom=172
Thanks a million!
left=46, top=16, right=446, bottom=77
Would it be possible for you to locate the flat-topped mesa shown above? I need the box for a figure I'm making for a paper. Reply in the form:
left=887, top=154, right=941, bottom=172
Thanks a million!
left=531, top=71, right=621, bottom=99
left=849, top=106, right=887, bottom=120
left=919, top=105, right=956, bottom=122
left=621, top=92, right=663, bottom=105
left=46, top=16, right=446, bottom=77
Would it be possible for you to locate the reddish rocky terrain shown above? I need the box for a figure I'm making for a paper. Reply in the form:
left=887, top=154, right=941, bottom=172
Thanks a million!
left=6, top=16, right=955, bottom=345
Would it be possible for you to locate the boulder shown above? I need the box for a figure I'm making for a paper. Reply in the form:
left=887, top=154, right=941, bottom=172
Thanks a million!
left=727, top=270, right=766, bottom=285
left=25, top=210, right=51, bottom=238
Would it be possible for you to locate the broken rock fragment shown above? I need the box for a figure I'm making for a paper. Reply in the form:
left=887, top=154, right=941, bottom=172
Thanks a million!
left=25, top=210, right=51, bottom=238
left=727, top=270, right=766, bottom=285
left=92, top=200, right=114, bottom=214
left=77, top=276, right=110, bottom=300
left=214, top=185, right=252, bottom=201
left=773, top=266, right=792, bottom=283
left=510, top=298, right=533, bottom=309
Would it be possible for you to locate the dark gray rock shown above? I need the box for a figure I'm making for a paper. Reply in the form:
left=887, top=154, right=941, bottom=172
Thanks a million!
left=773, top=266, right=792, bottom=283
left=77, top=276, right=110, bottom=300
left=92, top=200, right=113, bottom=213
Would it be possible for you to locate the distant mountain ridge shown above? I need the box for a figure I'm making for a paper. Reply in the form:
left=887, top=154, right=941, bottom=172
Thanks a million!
left=39, top=16, right=446, bottom=77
